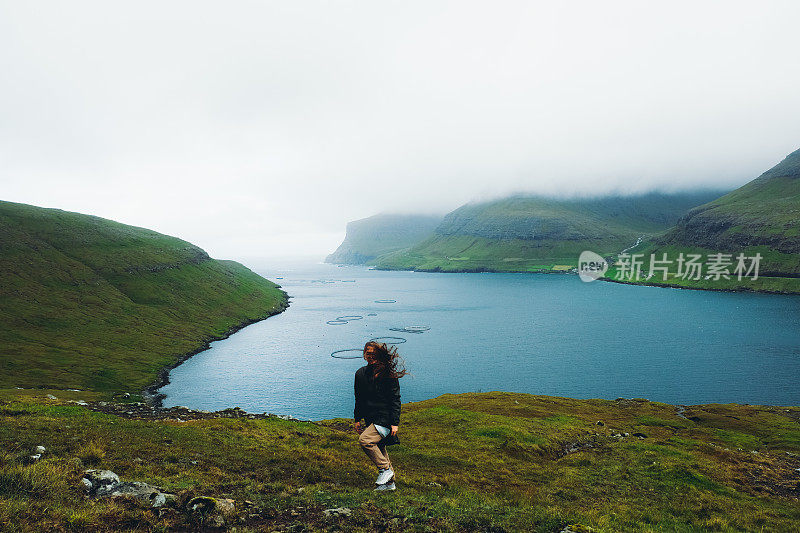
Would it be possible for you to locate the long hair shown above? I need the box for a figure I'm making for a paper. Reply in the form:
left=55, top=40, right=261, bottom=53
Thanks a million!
left=363, top=341, right=408, bottom=380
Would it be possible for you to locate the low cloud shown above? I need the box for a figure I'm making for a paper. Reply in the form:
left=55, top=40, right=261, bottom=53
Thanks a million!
left=2, top=1, right=799, bottom=258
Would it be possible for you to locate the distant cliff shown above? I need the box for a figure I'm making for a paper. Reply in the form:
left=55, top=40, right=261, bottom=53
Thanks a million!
left=370, top=191, right=725, bottom=272
left=325, top=213, right=442, bottom=265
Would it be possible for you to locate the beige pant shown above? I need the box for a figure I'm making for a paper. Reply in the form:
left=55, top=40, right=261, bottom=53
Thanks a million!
left=358, top=423, right=393, bottom=472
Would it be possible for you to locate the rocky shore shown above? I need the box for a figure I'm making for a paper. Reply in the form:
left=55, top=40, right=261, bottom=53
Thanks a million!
left=86, top=399, right=306, bottom=422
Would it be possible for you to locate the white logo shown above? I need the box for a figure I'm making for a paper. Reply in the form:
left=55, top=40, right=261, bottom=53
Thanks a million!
left=578, top=251, right=608, bottom=282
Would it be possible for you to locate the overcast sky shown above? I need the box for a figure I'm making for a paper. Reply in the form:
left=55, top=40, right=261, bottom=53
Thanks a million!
left=2, top=1, right=800, bottom=260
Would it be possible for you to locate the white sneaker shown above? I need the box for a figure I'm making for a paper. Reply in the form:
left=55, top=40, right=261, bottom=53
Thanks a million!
left=374, top=481, right=396, bottom=491
left=375, top=468, right=394, bottom=485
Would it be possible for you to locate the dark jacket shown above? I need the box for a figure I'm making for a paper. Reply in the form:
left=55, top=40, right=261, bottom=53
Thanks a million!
left=354, top=364, right=401, bottom=430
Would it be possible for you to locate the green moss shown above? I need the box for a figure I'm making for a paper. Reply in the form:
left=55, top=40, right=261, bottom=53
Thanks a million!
left=635, top=416, right=692, bottom=429
left=1, top=391, right=799, bottom=531
left=713, top=429, right=761, bottom=450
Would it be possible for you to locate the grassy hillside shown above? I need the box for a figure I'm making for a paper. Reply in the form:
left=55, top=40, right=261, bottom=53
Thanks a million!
left=325, top=213, right=442, bottom=265
left=373, top=191, right=725, bottom=272
left=0, top=201, right=288, bottom=395
left=1, top=389, right=798, bottom=532
left=603, top=148, right=800, bottom=293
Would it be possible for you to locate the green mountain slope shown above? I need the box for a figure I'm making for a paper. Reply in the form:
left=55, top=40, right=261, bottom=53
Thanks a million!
left=325, top=213, right=442, bottom=265
left=0, top=200, right=288, bottom=394
left=2, top=390, right=799, bottom=532
left=373, top=191, right=725, bottom=272
left=610, top=148, right=800, bottom=293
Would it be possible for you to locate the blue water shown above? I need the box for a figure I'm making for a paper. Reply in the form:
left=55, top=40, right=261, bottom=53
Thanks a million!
left=159, top=261, right=800, bottom=419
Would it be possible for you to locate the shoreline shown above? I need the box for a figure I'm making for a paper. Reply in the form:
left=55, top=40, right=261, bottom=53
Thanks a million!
left=367, top=263, right=800, bottom=295
left=74, top=393, right=800, bottom=421
left=599, top=276, right=800, bottom=295
left=370, top=264, right=574, bottom=275
left=142, top=290, right=290, bottom=407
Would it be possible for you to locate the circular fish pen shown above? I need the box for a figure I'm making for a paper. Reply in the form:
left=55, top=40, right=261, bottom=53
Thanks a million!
left=326, top=315, right=364, bottom=325
left=336, top=315, right=363, bottom=321
left=330, top=348, right=364, bottom=359
left=369, top=336, right=407, bottom=345
left=389, top=325, right=430, bottom=334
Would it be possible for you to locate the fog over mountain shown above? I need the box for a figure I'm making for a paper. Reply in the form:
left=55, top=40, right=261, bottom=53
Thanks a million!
left=2, top=1, right=800, bottom=258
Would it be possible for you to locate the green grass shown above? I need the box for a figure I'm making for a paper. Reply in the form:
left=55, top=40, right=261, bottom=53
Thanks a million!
left=1, top=390, right=798, bottom=532
left=0, top=200, right=288, bottom=395
left=635, top=416, right=692, bottom=429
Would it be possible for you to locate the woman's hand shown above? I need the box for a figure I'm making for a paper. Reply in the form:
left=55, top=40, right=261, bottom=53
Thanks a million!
left=390, top=425, right=398, bottom=436
left=354, top=421, right=362, bottom=433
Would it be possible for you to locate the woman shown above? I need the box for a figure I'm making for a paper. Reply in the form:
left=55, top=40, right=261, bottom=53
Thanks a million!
left=354, top=340, right=407, bottom=491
